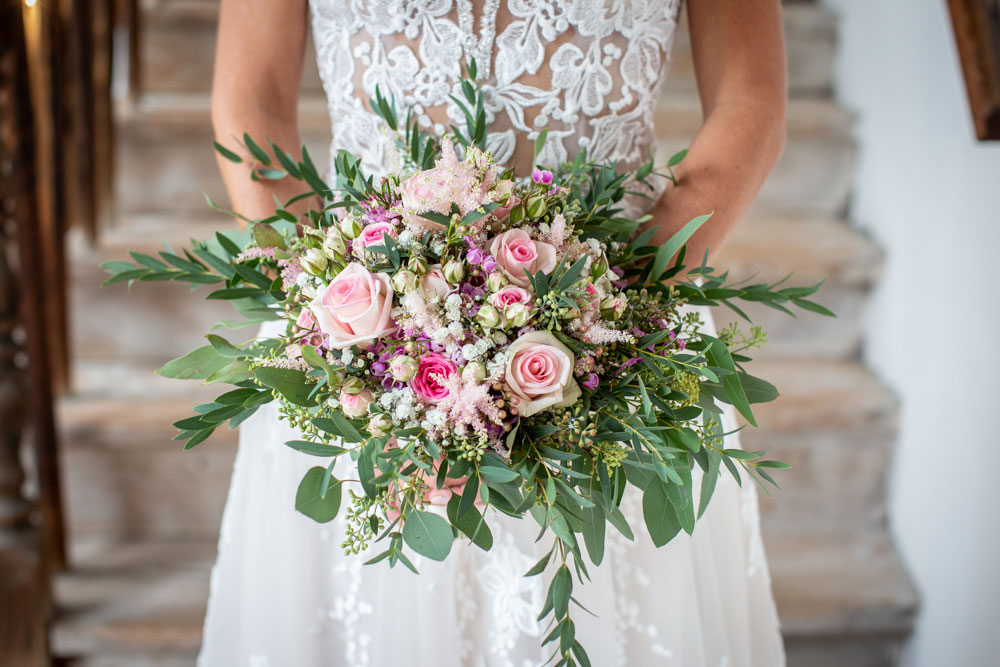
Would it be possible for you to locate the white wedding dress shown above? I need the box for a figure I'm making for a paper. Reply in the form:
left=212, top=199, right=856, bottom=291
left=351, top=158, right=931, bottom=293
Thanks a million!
left=199, top=2, right=786, bottom=665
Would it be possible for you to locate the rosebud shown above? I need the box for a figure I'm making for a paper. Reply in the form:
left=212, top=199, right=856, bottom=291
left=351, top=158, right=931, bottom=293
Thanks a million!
left=367, top=413, right=392, bottom=438
left=322, top=230, right=347, bottom=258
left=340, top=388, right=373, bottom=418
left=476, top=304, right=501, bottom=329
left=407, top=254, right=429, bottom=275
left=339, top=214, right=362, bottom=240
left=462, top=361, right=486, bottom=382
left=591, top=254, right=609, bottom=280
left=525, top=195, right=548, bottom=219
left=443, top=260, right=465, bottom=284
left=486, top=271, right=509, bottom=292
left=600, top=296, right=625, bottom=321
left=300, top=248, right=328, bottom=276
left=505, top=302, right=534, bottom=328
left=392, top=269, right=419, bottom=293
left=341, top=375, right=365, bottom=395
left=389, top=355, right=418, bottom=382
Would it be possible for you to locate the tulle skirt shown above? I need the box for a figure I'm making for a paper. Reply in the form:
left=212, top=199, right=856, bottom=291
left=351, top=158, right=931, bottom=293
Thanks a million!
left=198, top=312, right=786, bottom=667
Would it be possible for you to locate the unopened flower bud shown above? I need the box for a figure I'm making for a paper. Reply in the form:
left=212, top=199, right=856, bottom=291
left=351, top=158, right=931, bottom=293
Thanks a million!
left=300, top=248, right=328, bottom=276
left=505, top=302, right=534, bottom=328
left=341, top=375, right=365, bottom=395
left=476, top=304, right=501, bottom=329
left=392, top=269, right=419, bottom=293
left=525, top=195, right=548, bottom=219
left=339, top=214, right=362, bottom=240
left=367, top=413, right=392, bottom=438
left=443, top=260, right=465, bottom=284
left=600, top=296, right=625, bottom=321
left=407, top=254, right=429, bottom=275
left=592, top=254, right=609, bottom=280
left=389, top=355, right=418, bottom=382
left=323, top=230, right=347, bottom=258
left=462, top=361, right=486, bottom=382
left=486, top=271, right=509, bottom=292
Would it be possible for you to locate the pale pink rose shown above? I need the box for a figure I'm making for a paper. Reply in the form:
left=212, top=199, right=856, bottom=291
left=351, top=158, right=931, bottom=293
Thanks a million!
left=505, top=330, right=581, bottom=417
left=309, top=263, right=396, bottom=349
left=410, top=352, right=457, bottom=403
left=399, top=170, right=448, bottom=220
left=490, top=285, right=532, bottom=311
left=340, top=388, right=373, bottom=418
left=356, top=222, right=396, bottom=249
left=420, top=265, right=452, bottom=299
left=488, top=229, right=557, bottom=288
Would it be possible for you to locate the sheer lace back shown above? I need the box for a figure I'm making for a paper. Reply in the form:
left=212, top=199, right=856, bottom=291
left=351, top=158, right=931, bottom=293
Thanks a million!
left=309, top=0, right=683, bottom=177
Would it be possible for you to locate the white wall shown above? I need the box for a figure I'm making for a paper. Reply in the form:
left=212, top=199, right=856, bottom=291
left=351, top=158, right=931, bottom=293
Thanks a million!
left=822, top=1, right=1000, bottom=665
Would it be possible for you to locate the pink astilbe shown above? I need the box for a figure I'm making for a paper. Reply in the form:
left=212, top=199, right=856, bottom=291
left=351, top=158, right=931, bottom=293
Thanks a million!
left=433, top=373, right=504, bottom=438
left=236, top=247, right=277, bottom=262
left=279, top=259, right=303, bottom=290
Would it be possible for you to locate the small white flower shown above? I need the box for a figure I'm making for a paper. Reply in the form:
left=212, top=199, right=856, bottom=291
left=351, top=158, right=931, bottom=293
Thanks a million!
left=340, top=348, right=354, bottom=365
left=461, top=344, right=480, bottom=361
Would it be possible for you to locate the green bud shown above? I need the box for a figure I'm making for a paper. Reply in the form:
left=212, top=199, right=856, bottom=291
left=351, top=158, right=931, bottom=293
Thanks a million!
left=525, top=195, right=548, bottom=219
left=407, top=254, right=429, bottom=275
left=486, top=271, right=509, bottom=292
left=367, top=413, right=392, bottom=438
left=389, top=355, right=418, bottom=382
left=392, top=269, right=419, bottom=292
left=476, top=304, right=501, bottom=329
left=339, top=214, right=362, bottom=240
left=300, top=248, right=328, bottom=276
left=341, top=375, right=365, bottom=395
left=462, top=361, right=486, bottom=382
left=322, top=230, right=348, bottom=258
left=443, top=260, right=466, bottom=284
left=505, top=302, right=534, bottom=328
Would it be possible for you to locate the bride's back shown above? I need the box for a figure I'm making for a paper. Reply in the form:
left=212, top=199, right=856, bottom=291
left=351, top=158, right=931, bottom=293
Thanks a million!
left=309, top=0, right=683, bottom=176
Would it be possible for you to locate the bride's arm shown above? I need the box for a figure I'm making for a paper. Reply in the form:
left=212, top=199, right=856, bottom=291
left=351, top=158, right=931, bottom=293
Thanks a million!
left=645, top=0, right=787, bottom=266
left=212, top=0, right=311, bottom=224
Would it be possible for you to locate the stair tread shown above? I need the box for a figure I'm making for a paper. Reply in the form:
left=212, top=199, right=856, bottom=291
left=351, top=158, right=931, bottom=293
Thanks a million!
left=120, top=90, right=854, bottom=142
left=58, top=356, right=896, bottom=442
left=51, top=529, right=916, bottom=658
left=74, top=212, right=880, bottom=288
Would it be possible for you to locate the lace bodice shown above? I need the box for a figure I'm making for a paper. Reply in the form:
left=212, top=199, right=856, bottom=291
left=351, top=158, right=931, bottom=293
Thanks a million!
left=309, top=0, right=683, bottom=177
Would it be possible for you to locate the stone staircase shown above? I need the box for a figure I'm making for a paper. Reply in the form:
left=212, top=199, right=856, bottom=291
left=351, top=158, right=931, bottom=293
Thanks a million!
left=51, top=1, right=917, bottom=665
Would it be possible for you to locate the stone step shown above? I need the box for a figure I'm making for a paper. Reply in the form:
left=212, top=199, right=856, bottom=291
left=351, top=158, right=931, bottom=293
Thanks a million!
left=113, top=92, right=855, bottom=218
left=71, top=208, right=875, bottom=371
left=138, top=2, right=835, bottom=98
left=56, top=358, right=895, bottom=540
left=50, top=529, right=917, bottom=665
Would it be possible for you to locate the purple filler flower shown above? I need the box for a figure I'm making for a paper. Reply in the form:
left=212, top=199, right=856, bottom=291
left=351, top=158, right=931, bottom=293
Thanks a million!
left=481, top=255, right=498, bottom=272
left=532, top=168, right=554, bottom=185
left=467, top=247, right=484, bottom=265
left=581, top=373, right=600, bottom=390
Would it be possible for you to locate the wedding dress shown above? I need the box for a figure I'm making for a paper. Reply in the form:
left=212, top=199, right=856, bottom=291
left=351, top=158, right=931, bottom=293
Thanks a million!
left=198, top=2, right=786, bottom=665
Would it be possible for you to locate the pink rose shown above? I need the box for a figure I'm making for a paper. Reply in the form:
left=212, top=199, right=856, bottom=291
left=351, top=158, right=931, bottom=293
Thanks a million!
left=410, top=352, right=457, bottom=403
left=488, top=229, right=557, bottom=288
left=340, top=388, right=373, bottom=418
left=490, top=285, right=532, bottom=311
left=505, top=331, right=581, bottom=418
left=420, top=265, right=452, bottom=299
left=356, top=222, right=396, bottom=249
left=399, top=170, right=448, bottom=219
left=309, top=263, right=396, bottom=349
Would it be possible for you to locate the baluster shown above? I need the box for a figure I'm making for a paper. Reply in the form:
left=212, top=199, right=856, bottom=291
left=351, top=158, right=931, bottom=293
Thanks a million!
left=0, top=5, right=51, bottom=665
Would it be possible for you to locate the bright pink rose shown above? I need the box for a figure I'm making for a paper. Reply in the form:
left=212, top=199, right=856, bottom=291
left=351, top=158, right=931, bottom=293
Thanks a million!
left=356, top=222, right=396, bottom=249
left=420, top=265, right=451, bottom=299
left=505, top=330, right=581, bottom=417
left=491, top=285, right=532, bottom=311
left=340, top=388, right=373, bottom=418
left=410, top=352, right=457, bottom=403
left=309, top=263, right=396, bottom=349
left=488, top=229, right=557, bottom=288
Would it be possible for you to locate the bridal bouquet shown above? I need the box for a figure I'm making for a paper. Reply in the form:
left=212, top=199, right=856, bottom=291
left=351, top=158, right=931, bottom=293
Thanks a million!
left=103, top=69, right=829, bottom=665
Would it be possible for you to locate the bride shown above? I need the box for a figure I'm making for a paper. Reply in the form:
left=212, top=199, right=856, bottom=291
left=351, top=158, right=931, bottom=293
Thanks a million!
left=200, top=1, right=788, bottom=665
